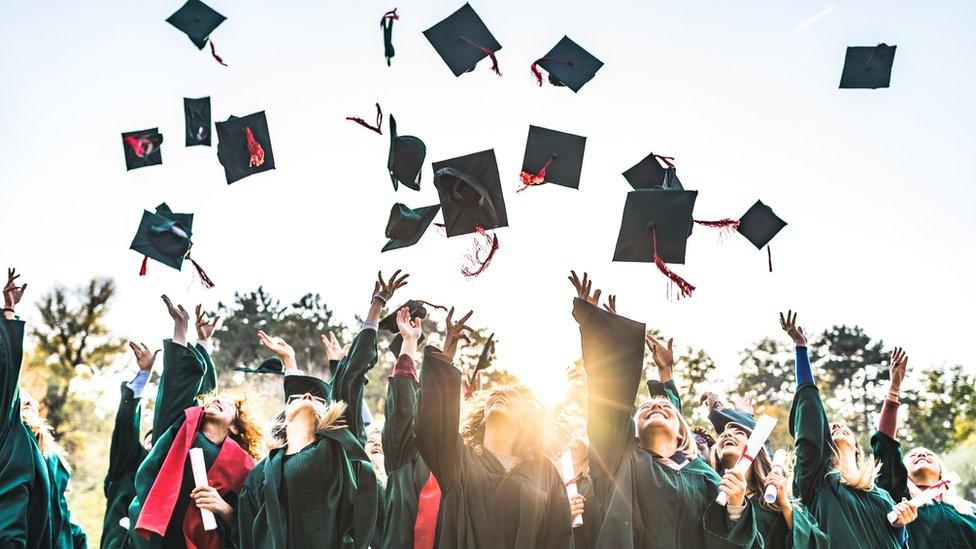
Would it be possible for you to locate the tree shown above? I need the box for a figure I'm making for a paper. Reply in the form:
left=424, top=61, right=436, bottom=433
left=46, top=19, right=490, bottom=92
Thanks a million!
left=734, top=337, right=794, bottom=406
left=813, top=325, right=889, bottom=438
left=902, top=365, right=976, bottom=453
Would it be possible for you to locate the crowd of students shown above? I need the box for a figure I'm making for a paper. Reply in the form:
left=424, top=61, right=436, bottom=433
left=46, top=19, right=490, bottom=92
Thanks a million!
left=2, top=267, right=974, bottom=548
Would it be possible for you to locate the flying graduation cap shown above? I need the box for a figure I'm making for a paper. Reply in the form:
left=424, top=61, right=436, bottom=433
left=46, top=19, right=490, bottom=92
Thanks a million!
left=623, top=153, right=683, bottom=191
left=166, top=0, right=228, bottom=65
left=129, top=203, right=215, bottom=287
left=215, top=111, right=275, bottom=184
left=184, top=97, right=211, bottom=146
left=840, top=44, right=896, bottom=89
left=121, top=128, right=163, bottom=171
left=424, top=3, right=502, bottom=77
left=380, top=8, right=399, bottom=66
left=736, top=200, right=786, bottom=271
left=383, top=203, right=441, bottom=252
left=466, top=332, right=495, bottom=396
left=530, top=36, right=603, bottom=92
left=388, top=115, right=426, bottom=191
left=519, top=125, right=586, bottom=191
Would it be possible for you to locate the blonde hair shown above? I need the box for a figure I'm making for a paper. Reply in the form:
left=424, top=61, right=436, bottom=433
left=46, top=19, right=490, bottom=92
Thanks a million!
left=196, top=391, right=264, bottom=460
left=22, top=406, right=63, bottom=459
left=634, top=396, right=700, bottom=461
left=266, top=399, right=348, bottom=450
left=461, top=385, right=544, bottom=462
left=831, top=439, right=880, bottom=491
left=905, top=447, right=975, bottom=515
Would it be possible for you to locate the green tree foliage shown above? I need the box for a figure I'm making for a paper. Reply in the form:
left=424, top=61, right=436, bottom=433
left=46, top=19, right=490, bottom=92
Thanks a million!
left=813, top=325, right=890, bottom=438
left=901, top=365, right=976, bottom=452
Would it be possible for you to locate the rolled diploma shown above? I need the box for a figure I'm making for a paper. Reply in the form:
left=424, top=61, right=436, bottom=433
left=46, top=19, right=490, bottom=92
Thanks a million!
left=887, top=479, right=951, bottom=524
left=716, top=415, right=778, bottom=506
left=561, top=450, right=584, bottom=527
left=189, top=447, right=219, bottom=531
left=763, top=449, right=788, bottom=503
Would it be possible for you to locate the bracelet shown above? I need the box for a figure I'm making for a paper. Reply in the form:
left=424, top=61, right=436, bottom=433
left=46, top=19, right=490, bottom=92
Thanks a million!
left=371, top=294, right=388, bottom=306
left=2, top=307, right=14, bottom=313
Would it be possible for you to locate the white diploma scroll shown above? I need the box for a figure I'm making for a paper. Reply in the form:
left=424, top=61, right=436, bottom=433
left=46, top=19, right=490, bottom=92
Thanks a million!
left=189, top=447, right=219, bottom=531
left=763, top=449, right=788, bottom=504
left=716, top=415, right=778, bottom=506
left=561, top=449, right=584, bottom=528
left=886, top=476, right=955, bottom=524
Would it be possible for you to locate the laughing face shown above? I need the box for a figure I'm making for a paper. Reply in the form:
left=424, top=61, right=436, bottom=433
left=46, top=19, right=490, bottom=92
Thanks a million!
left=715, top=425, right=750, bottom=466
left=202, top=397, right=240, bottom=428
left=634, top=398, right=679, bottom=439
left=905, top=447, right=941, bottom=483
left=830, top=423, right=857, bottom=450
left=484, top=388, right=526, bottom=423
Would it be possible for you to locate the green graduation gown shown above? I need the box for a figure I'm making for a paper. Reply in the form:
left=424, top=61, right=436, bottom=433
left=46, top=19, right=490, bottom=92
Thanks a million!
left=873, top=431, right=976, bottom=548
left=46, top=453, right=86, bottom=549
left=102, top=381, right=148, bottom=549
left=0, top=316, right=53, bottom=549
left=236, top=327, right=379, bottom=549
left=416, top=345, right=574, bottom=549
left=574, top=298, right=757, bottom=549
left=790, top=383, right=904, bottom=547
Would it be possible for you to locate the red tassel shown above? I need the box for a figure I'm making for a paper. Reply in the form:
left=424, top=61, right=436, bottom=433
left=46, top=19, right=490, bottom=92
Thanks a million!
left=458, top=36, right=501, bottom=76
left=767, top=245, right=773, bottom=273
left=652, top=229, right=695, bottom=298
left=345, top=103, right=383, bottom=134
left=517, top=153, right=557, bottom=192
left=654, top=155, right=676, bottom=169
left=461, top=228, right=499, bottom=278
left=381, top=8, right=399, bottom=22
left=139, top=256, right=148, bottom=276
left=245, top=127, right=265, bottom=168
left=529, top=56, right=573, bottom=86
left=209, top=41, right=228, bottom=66
left=124, top=135, right=151, bottom=158
left=694, top=218, right=741, bottom=240
left=188, top=257, right=215, bottom=289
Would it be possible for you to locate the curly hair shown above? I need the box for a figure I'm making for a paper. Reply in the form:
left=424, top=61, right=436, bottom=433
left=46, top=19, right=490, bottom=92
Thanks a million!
left=197, top=391, right=264, bottom=460
left=461, top=385, right=545, bottom=462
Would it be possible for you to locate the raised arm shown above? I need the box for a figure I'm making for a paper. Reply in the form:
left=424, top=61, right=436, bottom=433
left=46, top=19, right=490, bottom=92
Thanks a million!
left=1, top=268, right=27, bottom=435
left=105, top=343, right=155, bottom=495
left=646, top=333, right=682, bottom=412
left=382, top=307, right=423, bottom=473
left=152, top=296, right=207, bottom=436
left=872, top=347, right=910, bottom=502
left=193, top=305, right=221, bottom=395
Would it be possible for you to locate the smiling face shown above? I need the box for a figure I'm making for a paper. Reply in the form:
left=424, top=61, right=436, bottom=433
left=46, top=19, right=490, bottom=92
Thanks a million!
left=202, top=397, right=240, bottom=429
left=634, top=398, right=680, bottom=440
left=484, top=388, right=526, bottom=423
left=715, top=425, right=750, bottom=468
left=830, top=422, right=857, bottom=450
left=905, top=447, right=942, bottom=485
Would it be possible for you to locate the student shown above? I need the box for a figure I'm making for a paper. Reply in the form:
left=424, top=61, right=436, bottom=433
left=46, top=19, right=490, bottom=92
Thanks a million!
left=560, top=430, right=597, bottom=549
left=0, top=268, right=53, bottom=549
left=237, top=270, right=405, bottom=549
left=782, top=310, right=917, bottom=547
left=570, top=271, right=757, bottom=548
left=128, top=298, right=260, bottom=548
left=872, top=347, right=976, bottom=548
left=101, top=343, right=155, bottom=548
left=380, top=307, right=441, bottom=549
left=416, top=307, right=574, bottom=548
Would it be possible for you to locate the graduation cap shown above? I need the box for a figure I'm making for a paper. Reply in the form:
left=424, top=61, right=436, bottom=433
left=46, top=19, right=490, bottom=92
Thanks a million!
left=215, top=111, right=275, bottom=184
left=471, top=333, right=495, bottom=382
left=121, top=128, right=163, bottom=171
left=613, top=189, right=698, bottom=297
left=166, top=0, right=228, bottom=65
left=423, top=3, right=502, bottom=77
left=737, top=200, right=786, bottom=272
left=380, top=8, right=399, bottom=66
left=840, top=44, right=896, bottom=89
left=388, top=115, right=426, bottom=191
left=708, top=407, right=773, bottom=456
left=530, top=36, right=603, bottom=92
left=234, top=356, right=285, bottom=375
left=184, top=97, right=211, bottom=146
left=519, top=126, right=586, bottom=191
left=129, top=203, right=215, bottom=287
left=646, top=380, right=669, bottom=399
left=622, top=153, right=683, bottom=191
left=383, top=203, right=440, bottom=252
left=379, top=300, right=437, bottom=356
left=284, top=374, right=332, bottom=402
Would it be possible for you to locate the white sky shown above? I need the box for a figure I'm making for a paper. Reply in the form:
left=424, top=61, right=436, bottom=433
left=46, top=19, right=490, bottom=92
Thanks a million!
left=2, top=1, right=974, bottom=402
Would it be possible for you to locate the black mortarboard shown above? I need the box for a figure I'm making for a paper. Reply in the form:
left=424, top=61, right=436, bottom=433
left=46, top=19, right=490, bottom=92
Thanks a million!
left=839, top=44, right=896, bottom=89
left=184, top=97, right=211, bottom=147
left=388, top=115, right=426, bottom=191
left=423, top=3, right=502, bottom=77
left=121, top=128, right=163, bottom=171
left=531, top=36, right=603, bottom=92
left=379, top=300, right=431, bottom=356
left=473, top=333, right=495, bottom=378
left=235, top=356, right=285, bottom=375
left=614, top=190, right=698, bottom=264
left=383, top=203, right=441, bottom=252
left=215, top=111, right=275, bottom=184
left=737, top=200, right=786, bottom=250
left=622, top=153, right=682, bottom=191
left=166, top=0, right=226, bottom=50
left=646, top=380, right=669, bottom=399
left=432, top=149, right=508, bottom=237
left=283, top=374, right=332, bottom=401
left=520, top=125, right=586, bottom=190
left=129, top=203, right=194, bottom=270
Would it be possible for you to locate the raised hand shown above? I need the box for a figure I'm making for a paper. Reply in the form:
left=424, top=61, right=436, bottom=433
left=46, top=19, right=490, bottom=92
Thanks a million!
left=195, top=305, right=221, bottom=342
left=443, top=307, right=474, bottom=361
left=162, top=295, right=190, bottom=346
left=396, top=307, right=423, bottom=342
left=779, top=310, right=807, bottom=347
left=568, top=270, right=601, bottom=306
left=374, top=269, right=410, bottom=303
left=320, top=331, right=345, bottom=362
left=603, top=295, right=617, bottom=314
left=258, top=330, right=296, bottom=361
left=3, top=268, right=27, bottom=312
left=700, top=391, right=723, bottom=410
left=645, top=333, right=674, bottom=382
left=888, top=347, right=908, bottom=396
left=128, top=341, right=159, bottom=372
left=729, top=393, right=755, bottom=415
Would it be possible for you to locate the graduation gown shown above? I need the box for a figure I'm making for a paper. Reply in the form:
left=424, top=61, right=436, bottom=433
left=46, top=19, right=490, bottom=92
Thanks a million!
left=237, top=327, right=379, bottom=549
left=872, top=431, right=976, bottom=548
left=127, top=340, right=251, bottom=549
left=574, top=298, right=756, bottom=549
left=46, top=453, right=87, bottom=549
left=570, top=473, right=598, bottom=549
left=102, top=382, right=148, bottom=549
left=789, top=382, right=904, bottom=548
left=0, top=316, right=53, bottom=549
left=416, top=345, right=574, bottom=549
left=729, top=498, right=828, bottom=549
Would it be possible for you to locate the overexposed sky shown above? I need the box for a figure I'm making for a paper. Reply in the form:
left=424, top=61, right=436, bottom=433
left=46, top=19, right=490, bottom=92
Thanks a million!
left=2, top=1, right=974, bottom=402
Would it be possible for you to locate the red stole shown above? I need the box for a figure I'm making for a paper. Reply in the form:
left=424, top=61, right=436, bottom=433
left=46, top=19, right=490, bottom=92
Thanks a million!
left=135, top=406, right=254, bottom=549
left=413, top=472, right=442, bottom=549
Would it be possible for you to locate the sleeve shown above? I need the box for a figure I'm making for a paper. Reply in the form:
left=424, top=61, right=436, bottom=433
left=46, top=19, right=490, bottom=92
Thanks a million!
left=702, top=499, right=758, bottom=548
left=871, top=430, right=910, bottom=502
left=415, top=345, right=464, bottom=492
left=331, top=328, right=378, bottom=444
left=664, top=379, right=682, bottom=414
left=104, top=381, right=146, bottom=498
left=195, top=343, right=218, bottom=396
left=788, top=347, right=832, bottom=507
left=541, top=468, right=574, bottom=549
left=0, top=318, right=26, bottom=436
left=382, top=355, right=421, bottom=473
left=574, top=298, right=645, bottom=483
left=69, top=520, right=87, bottom=549
left=152, top=339, right=207, bottom=438
left=236, top=480, right=259, bottom=549
left=217, top=491, right=240, bottom=549
left=789, top=503, right=831, bottom=549
left=0, top=481, right=29, bottom=547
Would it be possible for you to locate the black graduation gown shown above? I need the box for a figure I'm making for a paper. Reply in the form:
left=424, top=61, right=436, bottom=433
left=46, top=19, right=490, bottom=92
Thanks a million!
left=0, top=316, right=53, bottom=549
left=416, top=345, right=574, bottom=549
left=102, top=382, right=148, bottom=549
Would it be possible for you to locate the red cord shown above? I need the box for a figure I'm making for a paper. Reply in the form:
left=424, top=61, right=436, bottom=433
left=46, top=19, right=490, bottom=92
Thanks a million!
left=345, top=103, right=383, bottom=134
left=458, top=36, right=501, bottom=76
left=245, top=127, right=265, bottom=168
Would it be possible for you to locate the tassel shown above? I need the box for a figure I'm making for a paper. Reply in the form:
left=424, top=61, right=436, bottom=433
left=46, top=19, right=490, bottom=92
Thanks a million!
left=654, top=155, right=676, bottom=169
left=694, top=218, right=741, bottom=240
left=416, top=300, right=449, bottom=312
left=767, top=245, right=773, bottom=273
left=457, top=36, right=501, bottom=76
left=380, top=8, right=398, bottom=66
left=651, top=228, right=695, bottom=298
left=517, top=153, right=557, bottom=192
left=124, top=136, right=150, bottom=158
left=139, top=256, right=148, bottom=276
left=209, top=41, right=227, bottom=66
left=529, top=57, right=574, bottom=86
left=245, top=127, right=265, bottom=168
left=345, top=103, right=383, bottom=134
left=461, top=227, right=499, bottom=278
left=188, top=257, right=216, bottom=289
